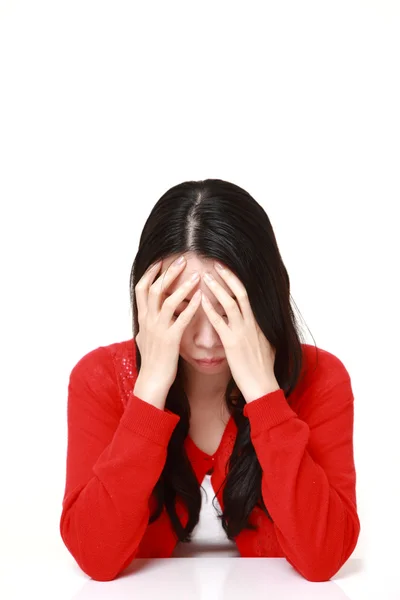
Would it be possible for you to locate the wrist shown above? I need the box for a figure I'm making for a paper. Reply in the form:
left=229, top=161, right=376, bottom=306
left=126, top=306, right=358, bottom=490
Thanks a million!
left=133, top=375, right=169, bottom=409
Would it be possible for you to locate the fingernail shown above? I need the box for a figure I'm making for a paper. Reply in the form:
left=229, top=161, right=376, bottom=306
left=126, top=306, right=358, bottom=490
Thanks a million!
left=174, top=255, right=185, bottom=265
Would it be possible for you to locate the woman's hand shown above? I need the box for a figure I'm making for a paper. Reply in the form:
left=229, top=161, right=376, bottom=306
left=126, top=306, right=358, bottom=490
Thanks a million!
left=200, top=262, right=280, bottom=403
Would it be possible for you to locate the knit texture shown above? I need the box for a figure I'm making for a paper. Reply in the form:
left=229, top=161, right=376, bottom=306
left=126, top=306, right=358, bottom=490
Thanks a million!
left=59, top=338, right=360, bottom=581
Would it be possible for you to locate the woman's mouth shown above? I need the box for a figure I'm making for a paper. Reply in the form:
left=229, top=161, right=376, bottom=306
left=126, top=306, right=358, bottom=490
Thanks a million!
left=194, top=358, right=225, bottom=367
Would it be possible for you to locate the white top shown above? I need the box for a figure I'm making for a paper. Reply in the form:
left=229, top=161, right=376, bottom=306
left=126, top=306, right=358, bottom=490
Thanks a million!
left=171, top=473, right=240, bottom=557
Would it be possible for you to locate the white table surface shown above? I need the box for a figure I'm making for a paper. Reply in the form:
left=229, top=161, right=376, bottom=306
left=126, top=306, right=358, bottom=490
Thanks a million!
left=1, top=556, right=399, bottom=600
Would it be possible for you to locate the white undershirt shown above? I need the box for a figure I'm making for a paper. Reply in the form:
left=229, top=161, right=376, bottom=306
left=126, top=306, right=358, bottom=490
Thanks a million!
left=171, top=472, right=240, bottom=557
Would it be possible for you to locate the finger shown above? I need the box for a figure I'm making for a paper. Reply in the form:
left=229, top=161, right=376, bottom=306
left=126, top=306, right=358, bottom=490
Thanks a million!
left=161, top=272, right=201, bottom=324
left=148, top=257, right=186, bottom=318
left=172, top=289, right=202, bottom=333
left=213, top=264, right=253, bottom=321
left=202, top=273, right=242, bottom=326
left=201, top=292, right=228, bottom=333
left=135, top=260, right=161, bottom=321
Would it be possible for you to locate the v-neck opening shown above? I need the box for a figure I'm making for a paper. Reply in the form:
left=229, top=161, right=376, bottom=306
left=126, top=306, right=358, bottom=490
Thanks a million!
left=186, top=413, right=234, bottom=459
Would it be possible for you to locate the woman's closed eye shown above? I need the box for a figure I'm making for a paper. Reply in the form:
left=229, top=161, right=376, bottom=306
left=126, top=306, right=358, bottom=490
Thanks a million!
left=173, top=311, right=228, bottom=319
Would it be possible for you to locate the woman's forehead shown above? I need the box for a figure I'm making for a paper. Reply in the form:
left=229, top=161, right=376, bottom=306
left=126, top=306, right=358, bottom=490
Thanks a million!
left=160, top=255, right=234, bottom=302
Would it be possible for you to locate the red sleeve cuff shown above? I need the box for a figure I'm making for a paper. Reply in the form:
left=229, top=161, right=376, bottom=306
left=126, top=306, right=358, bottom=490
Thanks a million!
left=242, top=389, right=297, bottom=435
left=120, top=392, right=181, bottom=446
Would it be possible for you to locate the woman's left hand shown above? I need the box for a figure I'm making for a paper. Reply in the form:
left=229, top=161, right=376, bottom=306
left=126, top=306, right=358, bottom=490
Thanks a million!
left=200, top=262, right=280, bottom=403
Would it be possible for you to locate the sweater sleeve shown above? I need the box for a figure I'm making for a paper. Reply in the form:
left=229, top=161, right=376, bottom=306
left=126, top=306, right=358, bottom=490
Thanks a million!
left=59, top=346, right=180, bottom=581
left=242, top=355, right=360, bottom=582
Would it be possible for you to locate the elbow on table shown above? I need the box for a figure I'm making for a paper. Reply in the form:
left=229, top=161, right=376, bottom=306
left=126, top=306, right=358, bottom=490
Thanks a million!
left=287, top=517, right=361, bottom=582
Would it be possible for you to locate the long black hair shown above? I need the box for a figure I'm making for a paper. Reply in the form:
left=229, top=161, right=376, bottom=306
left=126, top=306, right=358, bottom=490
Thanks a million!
left=129, top=178, right=318, bottom=543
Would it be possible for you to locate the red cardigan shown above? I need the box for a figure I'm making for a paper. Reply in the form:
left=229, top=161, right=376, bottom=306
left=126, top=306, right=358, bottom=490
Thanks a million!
left=59, top=338, right=360, bottom=582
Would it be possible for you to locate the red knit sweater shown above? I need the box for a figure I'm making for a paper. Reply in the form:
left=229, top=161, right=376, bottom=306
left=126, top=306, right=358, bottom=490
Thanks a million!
left=59, top=338, right=360, bottom=582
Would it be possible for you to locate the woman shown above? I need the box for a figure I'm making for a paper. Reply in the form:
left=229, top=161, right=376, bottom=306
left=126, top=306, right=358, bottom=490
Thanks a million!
left=59, top=178, right=360, bottom=582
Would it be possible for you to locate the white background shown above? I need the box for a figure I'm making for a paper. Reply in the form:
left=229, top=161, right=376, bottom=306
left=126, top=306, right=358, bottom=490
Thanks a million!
left=0, top=0, right=399, bottom=591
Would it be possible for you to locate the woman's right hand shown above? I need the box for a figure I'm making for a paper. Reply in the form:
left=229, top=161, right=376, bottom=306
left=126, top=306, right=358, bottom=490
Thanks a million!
left=134, top=256, right=202, bottom=392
